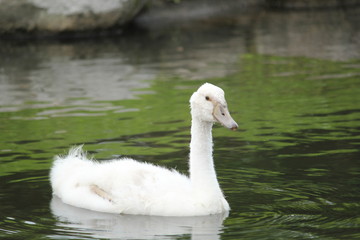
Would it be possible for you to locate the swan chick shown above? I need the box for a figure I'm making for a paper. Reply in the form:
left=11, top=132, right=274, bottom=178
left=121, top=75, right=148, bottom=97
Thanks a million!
left=50, top=83, right=238, bottom=216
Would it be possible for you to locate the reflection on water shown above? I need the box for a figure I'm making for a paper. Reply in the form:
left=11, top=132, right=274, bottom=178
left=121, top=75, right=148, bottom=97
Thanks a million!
left=51, top=197, right=227, bottom=240
left=1, top=7, right=359, bottom=110
left=253, top=8, right=360, bottom=60
left=0, top=42, right=153, bottom=109
left=0, top=6, right=360, bottom=240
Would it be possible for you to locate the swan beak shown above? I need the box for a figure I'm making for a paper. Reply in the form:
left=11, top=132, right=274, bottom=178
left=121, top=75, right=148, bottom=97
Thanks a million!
left=213, top=104, right=238, bottom=131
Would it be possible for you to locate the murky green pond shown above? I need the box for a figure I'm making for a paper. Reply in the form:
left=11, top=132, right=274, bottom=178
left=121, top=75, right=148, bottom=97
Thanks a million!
left=1, top=7, right=360, bottom=240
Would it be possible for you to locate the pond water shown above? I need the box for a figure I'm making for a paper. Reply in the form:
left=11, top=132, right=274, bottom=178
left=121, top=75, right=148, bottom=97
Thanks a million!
left=1, top=6, right=360, bottom=240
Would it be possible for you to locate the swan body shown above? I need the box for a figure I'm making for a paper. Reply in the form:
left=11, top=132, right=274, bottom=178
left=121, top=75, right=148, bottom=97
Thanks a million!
left=50, top=83, right=238, bottom=216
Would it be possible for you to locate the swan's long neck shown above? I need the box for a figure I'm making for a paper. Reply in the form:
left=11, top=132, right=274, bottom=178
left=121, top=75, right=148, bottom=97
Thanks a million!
left=189, top=118, right=222, bottom=196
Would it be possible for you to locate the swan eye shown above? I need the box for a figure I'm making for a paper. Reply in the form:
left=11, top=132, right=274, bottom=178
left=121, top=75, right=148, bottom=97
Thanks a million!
left=205, top=96, right=210, bottom=101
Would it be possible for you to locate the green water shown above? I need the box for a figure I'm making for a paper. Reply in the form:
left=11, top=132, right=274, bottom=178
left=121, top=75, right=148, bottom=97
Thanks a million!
left=1, top=6, right=360, bottom=239
left=1, top=53, right=359, bottom=239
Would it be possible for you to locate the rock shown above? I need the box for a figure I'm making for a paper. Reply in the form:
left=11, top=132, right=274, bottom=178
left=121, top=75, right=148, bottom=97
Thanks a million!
left=265, top=0, right=360, bottom=9
left=0, top=0, right=147, bottom=34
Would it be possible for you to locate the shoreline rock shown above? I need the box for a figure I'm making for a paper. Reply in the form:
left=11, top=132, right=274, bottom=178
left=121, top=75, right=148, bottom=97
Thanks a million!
left=0, top=0, right=147, bottom=35
left=1, top=0, right=359, bottom=37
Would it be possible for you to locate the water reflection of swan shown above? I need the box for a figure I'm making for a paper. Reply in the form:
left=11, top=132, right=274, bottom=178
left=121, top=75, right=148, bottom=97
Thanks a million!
left=50, top=83, right=238, bottom=216
left=51, top=196, right=228, bottom=240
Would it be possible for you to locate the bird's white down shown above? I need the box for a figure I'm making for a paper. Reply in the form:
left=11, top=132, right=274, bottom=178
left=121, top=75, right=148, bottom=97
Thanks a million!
left=50, top=83, right=238, bottom=216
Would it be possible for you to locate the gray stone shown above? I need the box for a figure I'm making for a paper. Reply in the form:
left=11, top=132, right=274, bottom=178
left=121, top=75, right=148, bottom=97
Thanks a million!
left=0, top=0, right=147, bottom=34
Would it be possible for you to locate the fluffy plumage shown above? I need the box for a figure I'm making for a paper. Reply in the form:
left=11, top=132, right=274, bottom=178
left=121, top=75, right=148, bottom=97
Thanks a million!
left=50, top=83, right=238, bottom=216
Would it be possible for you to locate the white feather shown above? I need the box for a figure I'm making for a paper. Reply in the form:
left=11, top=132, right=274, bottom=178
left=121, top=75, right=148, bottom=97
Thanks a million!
left=50, top=83, right=237, bottom=216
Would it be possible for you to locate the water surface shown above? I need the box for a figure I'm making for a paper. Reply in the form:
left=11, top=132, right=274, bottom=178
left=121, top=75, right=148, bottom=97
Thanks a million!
left=0, top=7, right=360, bottom=240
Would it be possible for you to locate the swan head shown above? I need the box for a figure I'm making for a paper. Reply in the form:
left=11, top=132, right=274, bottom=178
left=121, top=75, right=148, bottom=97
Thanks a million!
left=190, top=83, right=238, bottom=130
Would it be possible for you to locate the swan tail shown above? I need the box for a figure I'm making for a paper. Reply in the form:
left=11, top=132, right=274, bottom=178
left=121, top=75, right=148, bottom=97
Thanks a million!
left=50, top=145, right=118, bottom=213
left=50, top=145, right=91, bottom=200
left=55, top=145, right=89, bottom=162
left=50, top=145, right=91, bottom=190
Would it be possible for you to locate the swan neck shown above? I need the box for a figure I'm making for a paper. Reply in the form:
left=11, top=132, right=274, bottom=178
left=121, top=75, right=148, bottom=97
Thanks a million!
left=189, top=118, right=221, bottom=193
